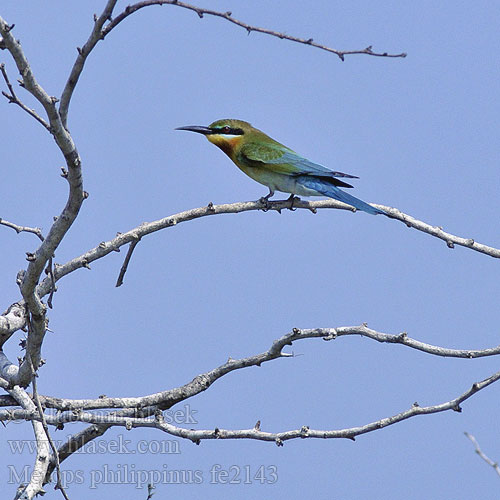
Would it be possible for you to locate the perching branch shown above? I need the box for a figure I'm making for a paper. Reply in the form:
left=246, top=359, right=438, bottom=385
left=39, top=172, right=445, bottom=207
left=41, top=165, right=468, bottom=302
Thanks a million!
left=36, top=199, right=500, bottom=298
left=0, top=198, right=498, bottom=351
left=2, top=3, right=494, bottom=499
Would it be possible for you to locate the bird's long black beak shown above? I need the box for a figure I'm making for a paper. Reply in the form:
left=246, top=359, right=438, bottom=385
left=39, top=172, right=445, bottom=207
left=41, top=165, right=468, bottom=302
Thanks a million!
left=175, top=125, right=214, bottom=135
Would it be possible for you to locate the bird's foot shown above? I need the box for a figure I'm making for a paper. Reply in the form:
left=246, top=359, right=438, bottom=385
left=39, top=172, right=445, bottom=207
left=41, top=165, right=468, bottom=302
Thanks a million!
left=259, top=196, right=271, bottom=212
left=286, top=194, right=300, bottom=211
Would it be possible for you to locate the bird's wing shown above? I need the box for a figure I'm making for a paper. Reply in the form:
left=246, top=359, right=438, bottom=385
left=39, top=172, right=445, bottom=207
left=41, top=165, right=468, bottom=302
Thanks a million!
left=239, top=142, right=358, bottom=180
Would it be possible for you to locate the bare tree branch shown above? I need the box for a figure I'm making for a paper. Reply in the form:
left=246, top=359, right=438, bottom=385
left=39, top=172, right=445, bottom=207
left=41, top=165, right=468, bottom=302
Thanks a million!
left=146, top=484, right=155, bottom=499
left=1, top=197, right=498, bottom=352
left=59, top=0, right=118, bottom=127
left=58, top=1, right=405, bottom=126
left=384, top=206, right=500, bottom=257
left=464, top=432, right=500, bottom=477
left=4, top=368, right=500, bottom=448
left=115, top=237, right=140, bottom=287
left=45, top=422, right=112, bottom=482
left=34, top=199, right=500, bottom=298
left=9, top=385, right=50, bottom=500
left=0, top=303, right=26, bottom=345
left=0, top=63, right=50, bottom=130
left=0, top=217, right=44, bottom=241
left=0, top=5, right=496, bottom=495
left=29, top=358, right=69, bottom=500
left=103, top=1, right=407, bottom=62
left=2, top=325, right=500, bottom=414
left=0, top=326, right=499, bottom=474
left=44, top=404, right=164, bottom=483
left=315, top=325, right=500, bottom=358
left=0, top=16, right=85, bottom=387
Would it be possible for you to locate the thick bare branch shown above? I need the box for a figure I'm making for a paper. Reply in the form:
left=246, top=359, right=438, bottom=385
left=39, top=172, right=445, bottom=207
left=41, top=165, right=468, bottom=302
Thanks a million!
left=46, top=423, right=112, bottom=482
left=0, top=303, right=26, bottom=344
left=4, top=368, right=500, bottom=448
left=0, top=16, right=85, bottom=387
left=9, top=385, right=50, bottom=500
left=45, top=405, right=162, bottom=483
left=29, top=359, right=69, bottom=500
left=1, top=326, right=499, bottom=470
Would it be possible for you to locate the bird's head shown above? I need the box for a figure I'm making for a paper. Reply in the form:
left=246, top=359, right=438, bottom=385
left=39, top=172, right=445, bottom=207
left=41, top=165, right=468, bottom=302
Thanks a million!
left=176, top=119, right=254, bottom=155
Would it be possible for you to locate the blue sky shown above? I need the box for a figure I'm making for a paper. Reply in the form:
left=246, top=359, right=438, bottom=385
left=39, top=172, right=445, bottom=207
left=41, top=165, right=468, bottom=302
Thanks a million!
left=1, top=1, right=500, bottom=498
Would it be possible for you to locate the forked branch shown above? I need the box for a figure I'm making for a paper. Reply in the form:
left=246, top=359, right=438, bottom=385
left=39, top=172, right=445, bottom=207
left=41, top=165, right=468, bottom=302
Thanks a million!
left=58, top=0, right=406, bottom=125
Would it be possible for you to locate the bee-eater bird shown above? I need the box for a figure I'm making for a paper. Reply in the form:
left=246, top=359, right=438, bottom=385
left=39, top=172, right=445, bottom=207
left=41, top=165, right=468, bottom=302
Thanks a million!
left=176, top=119, right=385, bottom=215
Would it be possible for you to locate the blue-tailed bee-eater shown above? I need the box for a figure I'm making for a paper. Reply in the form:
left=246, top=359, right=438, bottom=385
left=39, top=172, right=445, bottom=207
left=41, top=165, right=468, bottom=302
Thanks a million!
left=176, top=119, right=385, bottom=215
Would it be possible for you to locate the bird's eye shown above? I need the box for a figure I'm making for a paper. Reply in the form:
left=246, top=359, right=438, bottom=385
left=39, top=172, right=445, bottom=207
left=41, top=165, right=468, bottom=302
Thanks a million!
left=221, top=126, right=231, bottom=134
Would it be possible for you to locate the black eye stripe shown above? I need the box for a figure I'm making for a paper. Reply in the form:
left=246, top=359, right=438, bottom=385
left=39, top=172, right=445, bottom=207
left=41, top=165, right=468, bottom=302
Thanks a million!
left=211, top=127, right=244, bottom=135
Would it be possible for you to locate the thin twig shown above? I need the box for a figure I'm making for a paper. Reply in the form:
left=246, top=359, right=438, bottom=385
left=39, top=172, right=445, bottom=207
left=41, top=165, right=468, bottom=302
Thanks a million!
left=29, top=357, right=70, bottom=500
left=146, top=483, right=155, bottom=499
left=46, top=257, right=56, bottom=309
left=115, top=238, right=141, bottom=287
left=464, top=432, right=500, bottom=477
left=383, top=205, right=500, bottom=258
left=0, top=62, right=51, bottom=130
left=0, top=217, right=44, bottom=241
left=103, top=1, right=407, bottom=62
